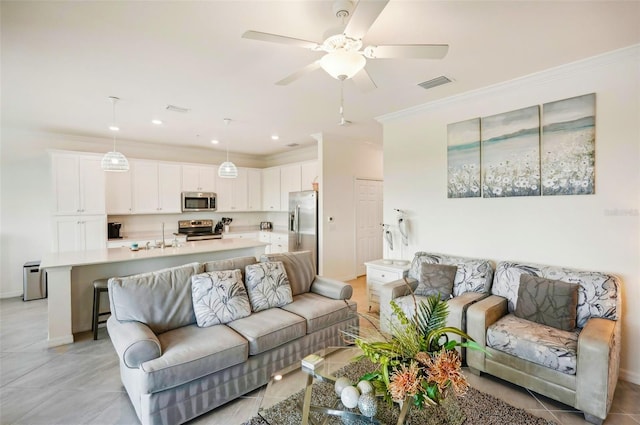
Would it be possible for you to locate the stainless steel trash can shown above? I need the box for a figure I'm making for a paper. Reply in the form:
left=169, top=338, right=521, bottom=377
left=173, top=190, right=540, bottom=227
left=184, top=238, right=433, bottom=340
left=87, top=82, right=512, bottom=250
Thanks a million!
left=23, top=261, right=47, bottom=301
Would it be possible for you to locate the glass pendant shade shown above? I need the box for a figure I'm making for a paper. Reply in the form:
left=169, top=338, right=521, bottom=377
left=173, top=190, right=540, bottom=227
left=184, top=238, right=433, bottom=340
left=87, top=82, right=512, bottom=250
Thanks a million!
left=320, top=51, right=366, bottom=80
left=218, top=161, right=238, bottom=178
left=101, top=151, right=129, bottom=172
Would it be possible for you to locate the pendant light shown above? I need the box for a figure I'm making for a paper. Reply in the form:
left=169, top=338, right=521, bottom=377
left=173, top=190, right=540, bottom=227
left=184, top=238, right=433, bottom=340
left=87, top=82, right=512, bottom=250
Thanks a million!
left=101, top=96, right=129, bottom=172
left=218, top=118, right=238, bottom=179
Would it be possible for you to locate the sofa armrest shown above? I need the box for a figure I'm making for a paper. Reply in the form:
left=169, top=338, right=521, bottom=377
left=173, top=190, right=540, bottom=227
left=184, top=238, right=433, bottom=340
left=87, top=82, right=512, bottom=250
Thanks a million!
left=310, top=276, right=353, bottom=300
left=576, top=317, right=620, bottom=420
left=107, top=316, right=162, bottom=369
left=379, top=278, right=418, bottom=334
left=465, top=295, right=508, bottom=370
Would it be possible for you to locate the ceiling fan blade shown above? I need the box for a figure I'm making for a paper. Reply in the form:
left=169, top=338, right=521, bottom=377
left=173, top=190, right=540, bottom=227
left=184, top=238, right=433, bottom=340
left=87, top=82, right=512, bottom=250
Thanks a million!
left=275, top=61, right=322, bottom=85
left=352, top=68, right=377, bottom=92
left=242, top=30, right=319, bottom=49
left=344, top=0, right=390, bottom=40
left=365, top=44, right=449, bottom=59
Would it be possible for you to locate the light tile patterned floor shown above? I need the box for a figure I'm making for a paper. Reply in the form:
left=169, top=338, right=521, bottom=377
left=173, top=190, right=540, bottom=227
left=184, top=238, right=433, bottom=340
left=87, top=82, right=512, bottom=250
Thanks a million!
left=0, top=276, right=638, bottom=424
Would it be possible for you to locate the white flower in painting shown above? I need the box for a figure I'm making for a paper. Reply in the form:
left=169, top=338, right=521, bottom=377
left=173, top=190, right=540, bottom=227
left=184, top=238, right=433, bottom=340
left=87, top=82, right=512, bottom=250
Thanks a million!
left=487, top=175, right=494, bottom=183
left=493, top=187, right=503, bottom=196
left=582, top=181, right=589, bottom=187
left=531, top=185, right=537, bottom=190
left=471, top=186, right=479, bottom=193
left=502, top=177, right=510, bottom=184
left=483, top=185, right=488, bottom=191
left=543, top=179, right=554, bottom=188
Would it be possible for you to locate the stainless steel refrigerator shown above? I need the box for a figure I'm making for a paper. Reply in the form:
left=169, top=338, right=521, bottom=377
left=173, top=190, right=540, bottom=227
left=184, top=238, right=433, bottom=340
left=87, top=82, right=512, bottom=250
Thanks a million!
left=289, top=190, right=318, bottom=272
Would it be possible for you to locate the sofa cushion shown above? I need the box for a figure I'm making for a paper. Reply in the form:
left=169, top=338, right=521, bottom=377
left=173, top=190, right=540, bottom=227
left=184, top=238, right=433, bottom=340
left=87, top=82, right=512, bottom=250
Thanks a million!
left=191, top=270, right=251, bottom=327
left=280, top=292, right=357, bottom=333
left=109, top=262, right=203, bottom=334
left=415, top=263, right=457, bottom=300
left=203, top=256, right=257, bottom=282
left=260, top=251, right=315, bottom=295
left=245, top=261, right=293, bottom=312
left=486, top=314, right=579, bottom=375
left=140, top=324, right=248, bottom=393
left=491, top=261, right=619, bottom=328
left=408, top=252, right=493, bottom=296
left=514, top=275, right=579, bottom=331
left=226, top=308, right=306, bottom=355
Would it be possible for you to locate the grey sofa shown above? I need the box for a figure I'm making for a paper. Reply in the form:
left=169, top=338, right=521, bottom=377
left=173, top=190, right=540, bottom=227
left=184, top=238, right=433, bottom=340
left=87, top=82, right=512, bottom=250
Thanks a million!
left=379, top=252, right=494, bottom=349
left=466, top=261, right=621, bottom=425
left=107, top=251, right=357, bottom=425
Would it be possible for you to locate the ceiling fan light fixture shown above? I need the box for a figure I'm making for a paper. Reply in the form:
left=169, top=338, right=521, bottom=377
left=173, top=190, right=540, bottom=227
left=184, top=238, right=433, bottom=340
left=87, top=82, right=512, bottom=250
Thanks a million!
left=320, top=50, right=366, bottom=80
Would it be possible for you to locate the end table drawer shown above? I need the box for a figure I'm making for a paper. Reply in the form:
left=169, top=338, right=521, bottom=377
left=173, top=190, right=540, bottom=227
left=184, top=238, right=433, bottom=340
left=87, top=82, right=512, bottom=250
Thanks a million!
left=368, top=268, right=400, bottom=283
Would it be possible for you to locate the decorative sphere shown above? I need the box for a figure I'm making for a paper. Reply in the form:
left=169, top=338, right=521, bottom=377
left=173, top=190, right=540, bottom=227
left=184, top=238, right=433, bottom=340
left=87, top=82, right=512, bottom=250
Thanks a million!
left=340, top=385, right=360, bottom=409
left=334, top=377, right=352, bottom=396
left=357, top=380, right=374, bottom=395
left=358, top=393, right=378, bottom=417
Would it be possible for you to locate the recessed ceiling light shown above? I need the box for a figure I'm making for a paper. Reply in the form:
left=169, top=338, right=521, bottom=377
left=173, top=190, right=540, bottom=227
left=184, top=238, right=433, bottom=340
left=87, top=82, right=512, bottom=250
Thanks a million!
left=271, top=134, right=279, bottom=140
left=108, top=125, right=119, bottom=131
left=151, top=119, right=163, bottom=125
left=211, top=139, right=219, bottom=145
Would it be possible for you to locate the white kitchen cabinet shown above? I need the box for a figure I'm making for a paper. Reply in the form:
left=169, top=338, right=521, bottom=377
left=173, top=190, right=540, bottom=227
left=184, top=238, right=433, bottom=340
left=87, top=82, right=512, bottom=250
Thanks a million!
left=221, top=232, right=258, bottom=240
left=132, top=160, right=182, bottom=214
left=217, top=167, right=248, bottom=212
left=260, top=231, right=289, bottom=254
left=106, top=170, right=132, bottom=214
left=52, top=215, right=106, bottom=253
left=246, top=168, right=262, bottom=211
left=262, top=167, right=280, bottom=211
left=182, top=165, right=216, bottom=192
left=280, top=164, right=301, bottom=211
left=364, top=259, right=410, bottom=311
left=52, top=153, right=105, bottom=215
left=300, top=161, right=318, bottom=192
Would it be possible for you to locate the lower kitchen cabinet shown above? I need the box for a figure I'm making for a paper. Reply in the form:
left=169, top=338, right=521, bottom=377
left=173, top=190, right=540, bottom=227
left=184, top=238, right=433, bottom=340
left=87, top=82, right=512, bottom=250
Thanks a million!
left=52, top=215, right=107, bottom=252
left=221, top=232, right=258, bottom=240
left=364, top=259, right=410, bottom=312
left=259, top=231, right=288, bottom=254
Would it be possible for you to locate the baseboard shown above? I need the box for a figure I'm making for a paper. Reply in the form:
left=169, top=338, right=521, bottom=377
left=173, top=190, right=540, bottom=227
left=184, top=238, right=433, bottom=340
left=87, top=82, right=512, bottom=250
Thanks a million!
left=0, top=290, right=23, bottom=299
left=620, top=367, right=640, bottom=385
left=47, top=335, right=74, bottom=347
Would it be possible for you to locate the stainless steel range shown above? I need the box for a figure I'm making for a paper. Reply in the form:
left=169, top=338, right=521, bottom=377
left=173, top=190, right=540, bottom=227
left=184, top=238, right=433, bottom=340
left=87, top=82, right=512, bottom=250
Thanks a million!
left=178, top=219, right=222, bottom=241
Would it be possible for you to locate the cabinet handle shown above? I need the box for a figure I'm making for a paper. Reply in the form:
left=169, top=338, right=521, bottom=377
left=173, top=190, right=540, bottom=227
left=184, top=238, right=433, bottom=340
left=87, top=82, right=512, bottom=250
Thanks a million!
left=381, top=274, right=385, bottom=278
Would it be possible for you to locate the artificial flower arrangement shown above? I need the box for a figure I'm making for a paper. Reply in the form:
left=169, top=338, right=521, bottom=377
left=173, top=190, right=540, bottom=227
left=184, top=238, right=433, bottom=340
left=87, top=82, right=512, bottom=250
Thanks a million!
left=353, top=285, right=483, bottom=414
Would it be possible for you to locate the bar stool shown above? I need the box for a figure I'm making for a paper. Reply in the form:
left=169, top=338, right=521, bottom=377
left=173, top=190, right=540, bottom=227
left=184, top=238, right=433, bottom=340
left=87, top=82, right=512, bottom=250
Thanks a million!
left=92, top=278, right=110, bottom=340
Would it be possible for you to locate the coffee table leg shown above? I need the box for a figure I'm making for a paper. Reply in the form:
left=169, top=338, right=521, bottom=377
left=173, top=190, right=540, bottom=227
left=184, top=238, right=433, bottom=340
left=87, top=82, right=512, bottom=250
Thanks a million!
left=301, top=373, right=314, bottom=425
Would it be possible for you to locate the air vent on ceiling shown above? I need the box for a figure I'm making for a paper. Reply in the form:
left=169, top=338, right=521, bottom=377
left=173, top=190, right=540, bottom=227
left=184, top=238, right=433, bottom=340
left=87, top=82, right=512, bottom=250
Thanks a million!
left=166, top=104, right=190, bottom=113
left=418, top=76, right=452, bottom=90
left=286, top=143, right=299, bottom=148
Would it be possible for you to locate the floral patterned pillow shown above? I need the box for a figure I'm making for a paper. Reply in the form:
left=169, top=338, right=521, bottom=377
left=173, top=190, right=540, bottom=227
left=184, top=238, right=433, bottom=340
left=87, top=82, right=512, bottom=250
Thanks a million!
left=191, top=269, right=251, bottom=327
left=245, top=261, right=293, bottom=312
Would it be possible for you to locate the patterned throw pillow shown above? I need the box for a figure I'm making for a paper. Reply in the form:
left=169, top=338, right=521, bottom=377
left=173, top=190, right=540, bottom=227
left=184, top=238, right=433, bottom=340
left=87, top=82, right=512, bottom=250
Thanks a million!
left=191, top=269, right=251, bottom=327
left=245, top=261, right=293, bottom=312
left=514, top=274, right=579, bottom=331
left=414, top=263, right=457, bottom=300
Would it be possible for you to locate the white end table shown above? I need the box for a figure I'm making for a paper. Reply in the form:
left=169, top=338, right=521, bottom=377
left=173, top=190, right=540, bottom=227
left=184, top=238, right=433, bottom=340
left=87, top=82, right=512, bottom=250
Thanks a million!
left=364, top=259, right=410, bottom=311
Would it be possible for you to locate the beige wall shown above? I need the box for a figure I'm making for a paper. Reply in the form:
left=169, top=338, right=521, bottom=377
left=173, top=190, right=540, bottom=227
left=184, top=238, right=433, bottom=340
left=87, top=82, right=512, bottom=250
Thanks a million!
left=379, top=46, right=640, bottom=383
left=319, top=135, right=383, bottom=280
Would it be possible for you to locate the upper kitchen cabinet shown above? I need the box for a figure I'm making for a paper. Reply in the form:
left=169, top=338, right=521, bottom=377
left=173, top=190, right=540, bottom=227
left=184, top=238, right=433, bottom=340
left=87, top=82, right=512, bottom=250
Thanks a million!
left=217, top=167, right=248, bottom=212
left=262, top=167, right=280, bottom=211
left=300, top=161, right=318, bottom=192
left=132, top=160, right=182, bottom=214
left=52, top=153, right=105, bottom=215
left=106, top=170, right=132, bottom=214
left=182, top=165, right=217, bottom=192
left=246, top=168, right=262, bottom=211
left=280, top=164, right=301, bottom=211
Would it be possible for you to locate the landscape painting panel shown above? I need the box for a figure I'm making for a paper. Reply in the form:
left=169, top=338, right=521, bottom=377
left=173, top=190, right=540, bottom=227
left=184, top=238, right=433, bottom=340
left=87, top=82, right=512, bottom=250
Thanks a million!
left=481, top=106, right=541, bottom=198
left=447, top=118, right=481, bottom=198
left=541, top=93, right=595, bottom=196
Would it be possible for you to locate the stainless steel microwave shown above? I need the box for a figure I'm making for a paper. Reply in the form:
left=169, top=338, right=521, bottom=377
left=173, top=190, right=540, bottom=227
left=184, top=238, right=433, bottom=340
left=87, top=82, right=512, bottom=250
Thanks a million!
left=181, top=192, right=217, bottom=212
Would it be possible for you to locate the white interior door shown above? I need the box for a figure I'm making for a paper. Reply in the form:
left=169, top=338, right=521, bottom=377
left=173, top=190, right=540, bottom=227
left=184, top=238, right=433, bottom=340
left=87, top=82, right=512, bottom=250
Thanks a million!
left=355, top=179, right=383, bottom=276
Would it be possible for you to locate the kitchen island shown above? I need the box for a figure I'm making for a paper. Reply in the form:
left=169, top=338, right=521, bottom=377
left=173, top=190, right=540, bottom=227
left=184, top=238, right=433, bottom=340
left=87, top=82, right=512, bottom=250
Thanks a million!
left=40, top=238, right=268, bottom=347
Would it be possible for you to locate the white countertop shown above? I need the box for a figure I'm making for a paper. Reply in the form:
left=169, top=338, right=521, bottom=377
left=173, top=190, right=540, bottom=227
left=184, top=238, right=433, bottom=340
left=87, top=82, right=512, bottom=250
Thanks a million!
left=42, top=238, right=268, bottom=269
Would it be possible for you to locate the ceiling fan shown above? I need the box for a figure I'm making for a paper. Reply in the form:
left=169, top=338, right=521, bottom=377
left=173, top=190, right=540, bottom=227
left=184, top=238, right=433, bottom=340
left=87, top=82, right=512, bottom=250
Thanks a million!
left=242, top=0, right=449, bottom=91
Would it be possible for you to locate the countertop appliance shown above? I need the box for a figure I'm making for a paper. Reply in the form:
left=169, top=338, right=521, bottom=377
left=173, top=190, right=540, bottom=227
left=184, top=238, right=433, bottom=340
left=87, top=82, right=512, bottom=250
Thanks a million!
left=289, top=190, right=318, bottom=272
left=23, top=261, right=47, bottom=301
left=182, top=192, right=217, bottom=212
left=178, top=219, right=222, bottom=241
left=108, top=222, right=123, bottom=239
left=260, top=221, right=273, bottom=230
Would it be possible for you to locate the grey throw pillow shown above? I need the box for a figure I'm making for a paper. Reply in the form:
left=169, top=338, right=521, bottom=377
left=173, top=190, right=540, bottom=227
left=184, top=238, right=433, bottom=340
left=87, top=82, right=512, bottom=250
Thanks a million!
left=514, top=274, right=579, bottom=331
left=191, top=269, right=251, bottom=327
left=260, top=251, right=315, bottom=295
left=245, top=261, right=293, bottom=312
left=414, top=263, right=457, bottom=300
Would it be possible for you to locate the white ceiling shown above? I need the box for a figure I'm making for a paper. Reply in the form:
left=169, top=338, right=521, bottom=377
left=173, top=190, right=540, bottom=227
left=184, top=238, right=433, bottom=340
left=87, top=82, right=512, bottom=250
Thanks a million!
left=2, top=1, right=639, bottom=156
